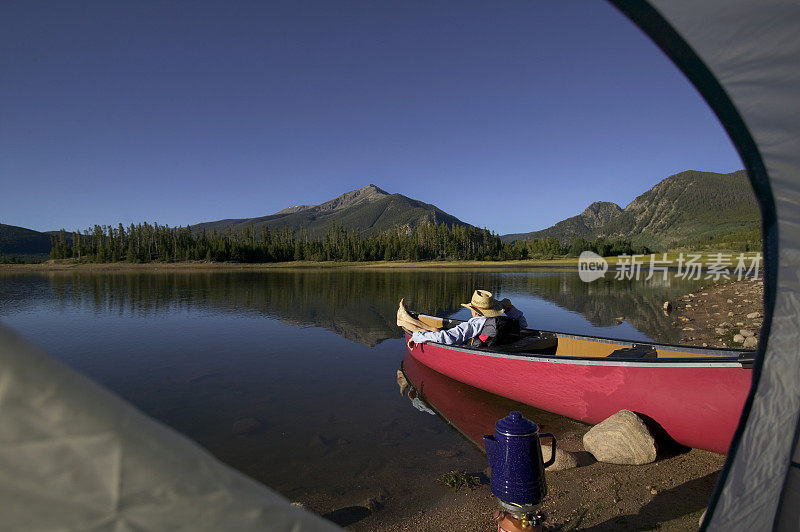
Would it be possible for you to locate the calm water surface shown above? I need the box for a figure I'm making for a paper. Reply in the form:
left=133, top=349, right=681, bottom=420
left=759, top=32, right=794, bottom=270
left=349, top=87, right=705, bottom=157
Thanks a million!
left=0, top=269, right=705, bottom=522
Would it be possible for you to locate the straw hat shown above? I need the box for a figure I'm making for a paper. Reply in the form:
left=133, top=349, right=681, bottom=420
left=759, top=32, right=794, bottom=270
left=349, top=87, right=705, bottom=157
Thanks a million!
left=461, top=289, right=503, bottom=317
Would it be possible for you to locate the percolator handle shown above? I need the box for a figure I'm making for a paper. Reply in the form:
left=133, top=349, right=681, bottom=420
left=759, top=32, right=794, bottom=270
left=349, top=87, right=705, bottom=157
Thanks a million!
left=540, top=433, right=557, bottom=468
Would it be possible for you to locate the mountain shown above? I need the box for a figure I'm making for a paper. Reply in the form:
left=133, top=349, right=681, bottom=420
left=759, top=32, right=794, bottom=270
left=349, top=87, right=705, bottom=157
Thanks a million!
left=191, top=184, right=469, bottom=237
left=0, top=185, right=467, bottom=259
left=502, top=201, right=623, bottom=243
left=0, top=224, right=53, bottom=259
left=502, top=170, right=759, bottom=249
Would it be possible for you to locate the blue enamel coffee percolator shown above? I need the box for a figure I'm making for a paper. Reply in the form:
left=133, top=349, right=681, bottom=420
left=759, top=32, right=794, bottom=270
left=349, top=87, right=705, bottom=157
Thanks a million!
left=484, top=411, right=555, bottom=529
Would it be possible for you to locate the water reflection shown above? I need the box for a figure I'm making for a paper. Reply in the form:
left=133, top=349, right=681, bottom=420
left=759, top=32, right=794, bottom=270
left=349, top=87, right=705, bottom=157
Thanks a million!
left=0, top=269, right=704, bottom=344
left=400, top=350, right=588, bottom=451
left=527, top=274, right=688, bottom=341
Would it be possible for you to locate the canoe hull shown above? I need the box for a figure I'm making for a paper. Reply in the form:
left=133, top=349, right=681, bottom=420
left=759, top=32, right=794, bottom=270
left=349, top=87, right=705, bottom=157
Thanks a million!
left=407, top=336, right=751, bottom=454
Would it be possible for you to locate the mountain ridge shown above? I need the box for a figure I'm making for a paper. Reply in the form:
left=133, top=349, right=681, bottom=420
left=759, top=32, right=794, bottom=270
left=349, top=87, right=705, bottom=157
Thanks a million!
left=0, top=223, right=53, bottom=258
left=502, top=201, right=623, bottom=243
left=190, top=184, right=468, bottom=237
left=501, top=169, right=758, bottom=249
left=0, top=185, right=469, bottom=259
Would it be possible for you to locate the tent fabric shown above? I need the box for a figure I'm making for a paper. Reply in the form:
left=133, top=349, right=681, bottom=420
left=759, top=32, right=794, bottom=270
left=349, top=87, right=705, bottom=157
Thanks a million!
left=0, top=325, right=339, bottom=531
left=641, top=1, right=800, bottom=530
left=778, top=467, right=800, bottom=530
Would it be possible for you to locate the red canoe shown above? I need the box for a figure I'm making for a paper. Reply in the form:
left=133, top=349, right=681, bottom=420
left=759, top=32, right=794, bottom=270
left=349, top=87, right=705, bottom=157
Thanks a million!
left=405, top=314, right=754, bottom=454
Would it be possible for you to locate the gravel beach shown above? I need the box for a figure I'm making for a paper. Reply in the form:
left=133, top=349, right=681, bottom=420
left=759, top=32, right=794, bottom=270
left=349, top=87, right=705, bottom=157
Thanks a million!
left=674, top=277, right=764, bottom=349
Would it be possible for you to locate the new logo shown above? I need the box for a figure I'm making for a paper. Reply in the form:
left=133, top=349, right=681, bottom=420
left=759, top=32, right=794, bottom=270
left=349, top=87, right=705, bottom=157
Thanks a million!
left=578, top=251, right=608, bottom=282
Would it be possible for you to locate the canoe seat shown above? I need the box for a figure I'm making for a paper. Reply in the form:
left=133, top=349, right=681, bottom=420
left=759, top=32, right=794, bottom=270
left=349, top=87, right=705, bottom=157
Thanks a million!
left=499, top=332, right=558, bottom=354
left=606, top=344, right=657, bottom=359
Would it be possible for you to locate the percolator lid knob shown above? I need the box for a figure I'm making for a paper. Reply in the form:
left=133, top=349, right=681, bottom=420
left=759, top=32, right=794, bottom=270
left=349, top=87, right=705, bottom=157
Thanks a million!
left=495, top=411, right=539, bottom=437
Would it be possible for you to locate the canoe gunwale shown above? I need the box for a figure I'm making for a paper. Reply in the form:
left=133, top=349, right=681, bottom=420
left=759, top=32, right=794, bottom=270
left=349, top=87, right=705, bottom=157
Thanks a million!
left=415, top=313, right=754, bottom=368
left=410, top=340, right=750, bottom=368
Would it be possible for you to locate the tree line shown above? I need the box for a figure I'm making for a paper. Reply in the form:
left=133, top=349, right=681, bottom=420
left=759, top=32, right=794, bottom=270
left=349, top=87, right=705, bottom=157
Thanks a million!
left=48, top=222, right=649, bottom=263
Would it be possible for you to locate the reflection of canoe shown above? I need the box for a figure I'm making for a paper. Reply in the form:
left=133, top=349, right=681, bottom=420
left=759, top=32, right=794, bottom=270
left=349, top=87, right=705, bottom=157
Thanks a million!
left=406, top=314, right=754, bottom=454
left=401, top=350, right=573, bottom=450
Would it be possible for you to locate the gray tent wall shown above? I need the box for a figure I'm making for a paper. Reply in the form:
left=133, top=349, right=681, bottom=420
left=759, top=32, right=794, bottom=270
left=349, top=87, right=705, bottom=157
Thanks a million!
left=0, top=325, right=339, bottom=531
left=614, top=0, right=798, bottom=530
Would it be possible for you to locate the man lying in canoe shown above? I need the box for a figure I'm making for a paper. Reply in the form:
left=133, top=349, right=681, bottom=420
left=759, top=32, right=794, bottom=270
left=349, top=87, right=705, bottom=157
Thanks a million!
left=399, top=290, right=526, bottom=350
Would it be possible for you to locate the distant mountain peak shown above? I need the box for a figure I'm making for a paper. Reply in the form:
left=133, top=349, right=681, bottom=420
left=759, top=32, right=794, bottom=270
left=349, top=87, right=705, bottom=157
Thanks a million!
left=313, top=184, right=390, bottom=213
left=362, top=184, right=388, bottom=194
left=582, top=201, right=621, bottom=214
left=190, top=184, right=468, bottom=239
left=273, top=184, right=389, bottom=216
left=274, top=204, right=312, bottom=215
left=580, top=201, right=623, bottom=228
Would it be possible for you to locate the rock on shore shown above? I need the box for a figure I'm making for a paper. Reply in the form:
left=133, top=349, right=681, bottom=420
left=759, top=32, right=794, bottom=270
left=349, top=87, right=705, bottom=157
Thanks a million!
left=583, top=410, right=657, bottom=465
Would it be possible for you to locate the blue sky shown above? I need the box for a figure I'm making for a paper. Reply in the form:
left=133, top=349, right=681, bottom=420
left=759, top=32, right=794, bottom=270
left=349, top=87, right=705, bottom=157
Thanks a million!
left=0, top=0, right=742, bottom=235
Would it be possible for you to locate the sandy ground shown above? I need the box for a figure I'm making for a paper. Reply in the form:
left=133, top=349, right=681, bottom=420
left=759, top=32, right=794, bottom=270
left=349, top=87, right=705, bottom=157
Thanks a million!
left=341, top=435, right=724, bottom=531
left=349, top=453, right=724, bottom=531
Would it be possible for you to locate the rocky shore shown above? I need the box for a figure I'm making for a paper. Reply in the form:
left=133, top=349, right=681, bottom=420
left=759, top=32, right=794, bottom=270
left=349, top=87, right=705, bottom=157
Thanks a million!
left=673, top=277, right=764, bottom=349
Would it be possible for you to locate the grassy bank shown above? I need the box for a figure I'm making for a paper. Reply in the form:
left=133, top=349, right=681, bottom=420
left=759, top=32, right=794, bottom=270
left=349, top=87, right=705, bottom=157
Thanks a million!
left=0, top=251, right=762, bottom=275
left=0, top=258, right=579, bottom=273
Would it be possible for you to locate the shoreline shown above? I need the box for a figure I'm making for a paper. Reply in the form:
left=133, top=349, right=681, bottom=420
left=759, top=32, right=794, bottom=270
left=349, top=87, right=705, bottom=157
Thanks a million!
left=0, top=259, right=584, bottom=273
left=0, top=251, right=762, bottom=273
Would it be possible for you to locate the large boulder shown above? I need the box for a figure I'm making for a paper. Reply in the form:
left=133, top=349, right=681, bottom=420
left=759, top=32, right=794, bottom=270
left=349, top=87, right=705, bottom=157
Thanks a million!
left=583, top=410, right=657, bottom=465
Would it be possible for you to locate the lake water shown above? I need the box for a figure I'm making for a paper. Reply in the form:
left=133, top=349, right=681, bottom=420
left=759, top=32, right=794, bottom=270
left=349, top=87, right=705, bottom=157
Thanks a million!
left=0, top=268, right=706, bottom=526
